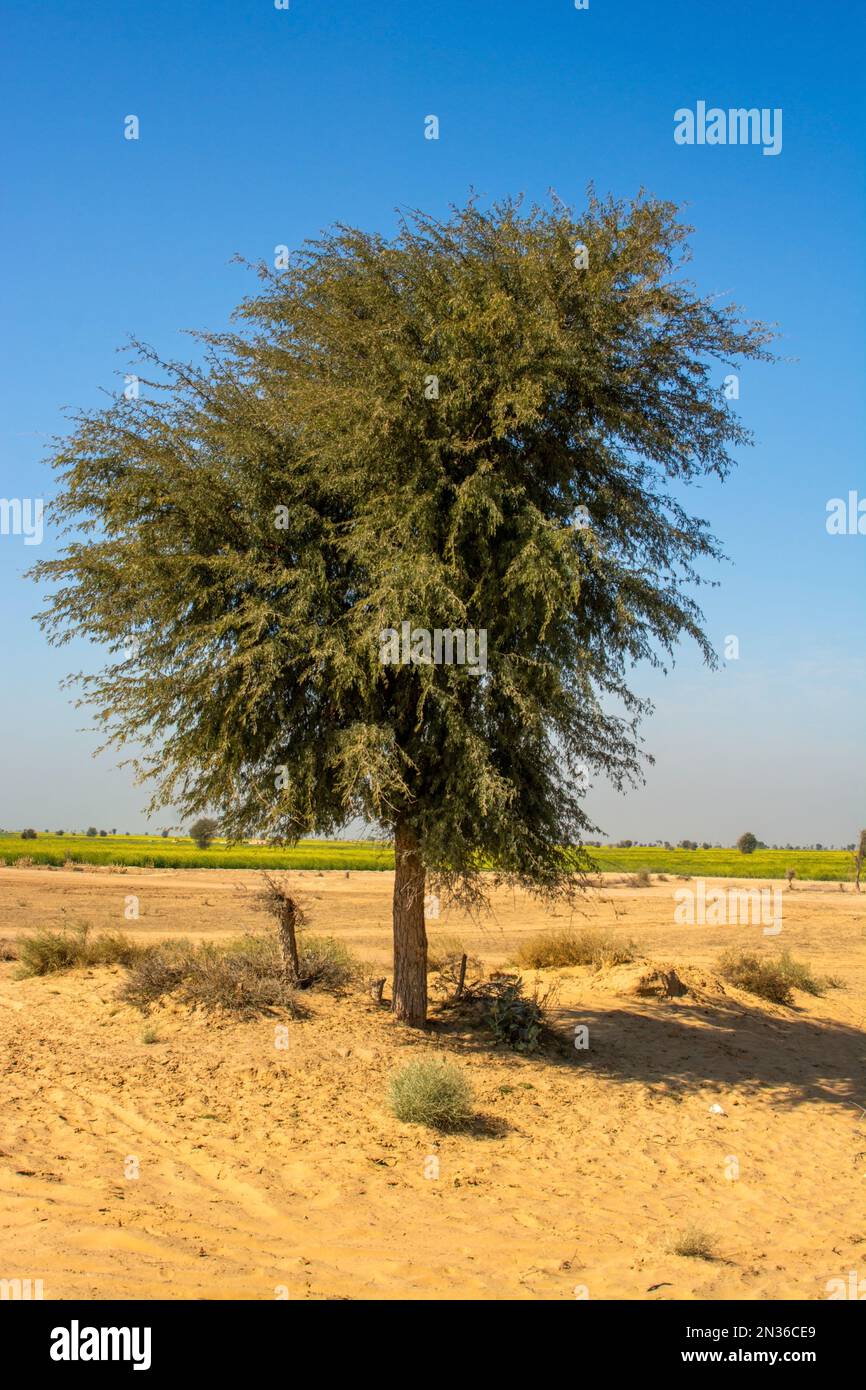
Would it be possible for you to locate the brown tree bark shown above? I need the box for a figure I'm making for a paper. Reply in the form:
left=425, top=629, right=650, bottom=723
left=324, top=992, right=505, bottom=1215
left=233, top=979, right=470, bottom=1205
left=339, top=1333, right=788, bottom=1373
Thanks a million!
left=276, top=899, right=301, bottom=983
left=392, top=820, right=427, bottom=1026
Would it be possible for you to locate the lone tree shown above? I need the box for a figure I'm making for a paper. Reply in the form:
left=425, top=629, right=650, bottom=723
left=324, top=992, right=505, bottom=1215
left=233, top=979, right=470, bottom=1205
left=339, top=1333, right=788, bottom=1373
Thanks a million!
left=189, top=817, right=219, bottom=850
left=854, top=829, right=866, bottom=892
left=31, top=192, right=773, bottom=1026
left=736, top=831, right=759, bottom=855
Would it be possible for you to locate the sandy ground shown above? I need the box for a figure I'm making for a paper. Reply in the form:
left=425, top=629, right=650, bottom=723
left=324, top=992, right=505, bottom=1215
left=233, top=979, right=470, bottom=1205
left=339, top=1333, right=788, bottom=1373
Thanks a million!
left=0, top=865, right=864, bottom=1301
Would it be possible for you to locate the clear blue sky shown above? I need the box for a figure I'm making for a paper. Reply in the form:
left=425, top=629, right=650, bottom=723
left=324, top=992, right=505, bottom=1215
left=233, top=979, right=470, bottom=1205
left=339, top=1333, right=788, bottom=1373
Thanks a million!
left=1, top=0, right=863, bottom=844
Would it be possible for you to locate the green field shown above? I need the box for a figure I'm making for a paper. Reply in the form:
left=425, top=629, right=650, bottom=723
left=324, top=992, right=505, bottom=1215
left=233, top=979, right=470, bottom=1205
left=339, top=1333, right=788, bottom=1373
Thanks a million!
left=0, top=834, right=856, bottom=882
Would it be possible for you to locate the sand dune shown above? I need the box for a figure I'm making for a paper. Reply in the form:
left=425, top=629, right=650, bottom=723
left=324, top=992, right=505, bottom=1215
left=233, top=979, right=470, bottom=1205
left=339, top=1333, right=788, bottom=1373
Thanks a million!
left=1, top=867, right=863, bottom=1300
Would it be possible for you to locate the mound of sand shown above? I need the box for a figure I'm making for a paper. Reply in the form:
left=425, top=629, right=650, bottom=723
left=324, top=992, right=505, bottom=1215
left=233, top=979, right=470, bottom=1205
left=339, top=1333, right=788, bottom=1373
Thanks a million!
left=1, top=866, right=863, bottom=1301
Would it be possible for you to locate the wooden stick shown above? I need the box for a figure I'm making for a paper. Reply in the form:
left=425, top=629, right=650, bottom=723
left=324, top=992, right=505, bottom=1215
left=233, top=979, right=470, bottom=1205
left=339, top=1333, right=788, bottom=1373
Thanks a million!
left=456, top=953, right=467, bottom=999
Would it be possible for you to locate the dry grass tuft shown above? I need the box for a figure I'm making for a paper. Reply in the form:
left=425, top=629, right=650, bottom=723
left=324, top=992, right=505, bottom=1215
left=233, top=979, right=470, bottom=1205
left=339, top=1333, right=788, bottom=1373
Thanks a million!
left=515, top=928, right=636, bottom=971
left=671, top=1225, right=717, bottom=1260
left=718, top=948, right=829, bottom=1006
left=388, top=1060, right=474, bottom=1131
left=118, top=930, right=359, bottom=1016
left=16, top=926, right=145, bottom=977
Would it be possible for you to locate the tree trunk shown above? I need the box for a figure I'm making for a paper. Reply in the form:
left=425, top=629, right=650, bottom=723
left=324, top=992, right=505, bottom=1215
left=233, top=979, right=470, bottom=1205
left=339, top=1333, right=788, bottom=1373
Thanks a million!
left=392, top=821, right=427, bottom=1026
left=277, top=901, right=301, bottom=983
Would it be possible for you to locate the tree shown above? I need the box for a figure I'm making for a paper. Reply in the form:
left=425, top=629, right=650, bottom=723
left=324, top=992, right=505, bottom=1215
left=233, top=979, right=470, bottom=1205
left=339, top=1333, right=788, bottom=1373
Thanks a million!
left=736, top=831, right=758, bottom=855
left=86, top=826, right=97, bottom=837
left=31, top=192, right=774, bottom=1026
left=854, top=829, right=866, bottom=892
left=21, top=828, right=37, bottom=840
left=189, top=817, right=219, bottom=850
left=256, top=873, right=308, bottom=984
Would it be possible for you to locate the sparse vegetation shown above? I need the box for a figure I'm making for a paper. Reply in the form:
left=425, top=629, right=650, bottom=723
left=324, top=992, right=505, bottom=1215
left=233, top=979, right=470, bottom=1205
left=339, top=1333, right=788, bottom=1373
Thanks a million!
left=482, top=975, right=554, bottom=1053
left=295, top=933, right=359, bottom=990
left=718, top=948, right=829, bottom=1006
left=388, top=1060, right=474, bottom=1131
left=515, top=928, right=636, bottom=971
left=672, top=1225, right=717, bottom=1260
left=15, top=926, right=144, bottom=977
left=118, top=929, right=356, bottom=1015
left=120, top=934, right=299, bottom=1016
left=0, top=939, right=19, bottom=961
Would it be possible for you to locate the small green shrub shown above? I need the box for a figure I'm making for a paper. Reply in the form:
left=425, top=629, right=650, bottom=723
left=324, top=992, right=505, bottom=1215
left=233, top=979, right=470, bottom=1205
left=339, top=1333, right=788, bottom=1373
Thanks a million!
left=483, top=975, right=551, bottom=1053
left=388, top=1060, right=474, bottom=1131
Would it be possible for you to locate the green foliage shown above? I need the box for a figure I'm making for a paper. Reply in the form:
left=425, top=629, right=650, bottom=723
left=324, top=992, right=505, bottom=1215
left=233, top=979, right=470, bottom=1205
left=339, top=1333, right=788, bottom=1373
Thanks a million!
left=481, top=975, right=551, bottom=1053
left=31, top=191, right=774, bottom=915
left=189, top=817, right=219, bottom=849
left=388, top=1060, right=474, bottom=1130
left=20, top=828, right=37, bottom=840
left=0, top=832, right=391, bottom=870
left=736, top=831, right=758, bottom=855
left=0, top=835, right=851, bottom=879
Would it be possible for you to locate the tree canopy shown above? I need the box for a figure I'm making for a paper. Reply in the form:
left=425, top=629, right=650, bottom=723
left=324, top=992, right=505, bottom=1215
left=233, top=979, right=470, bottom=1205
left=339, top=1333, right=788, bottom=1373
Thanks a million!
left=31, top=191, right=775, bottom=1023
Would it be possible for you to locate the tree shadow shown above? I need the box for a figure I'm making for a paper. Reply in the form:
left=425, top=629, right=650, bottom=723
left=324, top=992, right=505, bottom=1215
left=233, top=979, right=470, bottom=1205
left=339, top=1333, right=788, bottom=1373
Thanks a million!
left=545, top=994, right=866, bottom=1113
left=426, top=987, right=865, bottom=1116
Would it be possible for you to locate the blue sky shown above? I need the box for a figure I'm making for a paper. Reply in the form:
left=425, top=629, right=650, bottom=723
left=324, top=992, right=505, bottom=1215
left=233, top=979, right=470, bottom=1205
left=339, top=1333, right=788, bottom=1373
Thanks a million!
left=1, top=0, right=863, bottom=843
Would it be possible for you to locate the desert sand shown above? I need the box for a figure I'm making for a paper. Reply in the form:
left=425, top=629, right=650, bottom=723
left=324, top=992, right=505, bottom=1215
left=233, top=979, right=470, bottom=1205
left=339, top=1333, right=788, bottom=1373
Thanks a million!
left=1, top=865, right=863, bottom=1301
